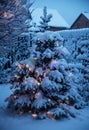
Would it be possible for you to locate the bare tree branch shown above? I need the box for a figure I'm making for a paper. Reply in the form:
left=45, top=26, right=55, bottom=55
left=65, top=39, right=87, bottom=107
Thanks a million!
left=0, top=0, right=33, bottom=52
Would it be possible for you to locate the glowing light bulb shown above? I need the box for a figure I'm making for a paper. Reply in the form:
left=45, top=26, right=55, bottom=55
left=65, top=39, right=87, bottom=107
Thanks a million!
left=69, top=72, right=73, bottom=77
left=19, top=111, right=24, bottom=115
left=48, top=99, right=51, bottom=102
left=14, top=74, right=18, bottom=78
left=32, top=114, right=38, bottom=118
left=13, top=95, right=17, bottom=99
left=46, top=111, right=53, bottom=115
left=17, top=63, right=22, bottom=69
left=26, top=64, right=29, bottom=68
left=29, top=67, right=32, bottom=71
left=35, top=92, right=40, bottom=99
left=37, top=82, right=41, bottom=86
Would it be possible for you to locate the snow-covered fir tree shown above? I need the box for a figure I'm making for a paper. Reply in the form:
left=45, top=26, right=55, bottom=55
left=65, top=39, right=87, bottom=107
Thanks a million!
left=39, top=6, right=52, bottom=32
left=6, top=31, right=85, bottom=120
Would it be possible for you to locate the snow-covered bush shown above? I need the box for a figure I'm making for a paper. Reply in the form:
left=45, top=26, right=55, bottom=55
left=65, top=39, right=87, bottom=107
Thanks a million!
left=59, top=28, right=89, bottom=60
left=6, top=31, right=84, bottom=120
left=76, top=39, right=89, bottom=102
left=60, top=28, right=89, bottom=103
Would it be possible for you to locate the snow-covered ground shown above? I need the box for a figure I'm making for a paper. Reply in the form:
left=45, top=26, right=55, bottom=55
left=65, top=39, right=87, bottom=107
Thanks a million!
left=0, top=84, right=89, bottom=130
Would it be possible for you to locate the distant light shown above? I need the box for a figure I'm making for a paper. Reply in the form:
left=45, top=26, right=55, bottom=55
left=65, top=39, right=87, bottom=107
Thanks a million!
left=17, top=63, right=22, bottom=69
left=32, top=114, right=38, bottom=118
left=26, top=64, right=29, bottom=68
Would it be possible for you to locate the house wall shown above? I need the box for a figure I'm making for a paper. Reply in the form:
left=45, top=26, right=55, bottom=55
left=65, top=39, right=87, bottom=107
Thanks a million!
left=71, top=14, right=89, bottom=29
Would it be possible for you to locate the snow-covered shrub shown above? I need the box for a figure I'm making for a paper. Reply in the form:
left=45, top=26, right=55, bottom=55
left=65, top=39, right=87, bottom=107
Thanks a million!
left=6, top=31, right=84, bottom=120
left=60, top=28, right=89, bottom=103
left=59, top=28, right=89, bottom=60
left=76, top=39, right=89, bottom=102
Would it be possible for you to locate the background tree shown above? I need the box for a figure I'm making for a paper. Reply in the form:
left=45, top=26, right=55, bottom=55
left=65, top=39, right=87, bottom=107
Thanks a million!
left=39, top=6, right=52, bottom=32
left=0, top=0, right=33, bottom=56
left=0, top=0, right=34, bottom=83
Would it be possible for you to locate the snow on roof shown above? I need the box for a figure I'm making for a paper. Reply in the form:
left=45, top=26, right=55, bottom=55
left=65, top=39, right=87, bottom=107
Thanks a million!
left=82, top=12, right=89, bottom=19
left=32, top=8, right=69, bottom=28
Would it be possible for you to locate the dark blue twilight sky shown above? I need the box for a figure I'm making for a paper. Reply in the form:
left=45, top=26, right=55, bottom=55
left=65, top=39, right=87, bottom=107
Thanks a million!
left=33, top=0, right=89, bottom=25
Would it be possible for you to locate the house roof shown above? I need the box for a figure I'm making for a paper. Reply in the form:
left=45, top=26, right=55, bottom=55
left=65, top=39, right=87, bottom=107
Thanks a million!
left=82, top=12, right=89, bottom=19
left=31, top=8, right=69, bottom=28
left=71, top=12, right=89, bottom=28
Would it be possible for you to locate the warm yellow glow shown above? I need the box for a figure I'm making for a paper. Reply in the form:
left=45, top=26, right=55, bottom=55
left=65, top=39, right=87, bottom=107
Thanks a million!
left=13, top=95, right=17, bottom=99
left=17, top=63, right=22, bottom=69
left=19, top=111, right=24, bottom=115
left=46, top=111, right=54, bottom=120
left=32, top=114, right=38, bottom=118
left=26, top=64, right=29, bottom=68
left=3, top=12, right=14, bottom=19
left=37, top=82, right=41, bottom=86
left=8, top=13, right=14, bottom=19
left=48, top=99, right=51, bottom=102
left=14, top=74, right=19, bottom=78
left=46, top=111, right=53, bottom=115
left=35, top=92, right=40, bottom=99
left=29, top=67, right=32, bottom=71
left=51, top=59, right=57, bottom=64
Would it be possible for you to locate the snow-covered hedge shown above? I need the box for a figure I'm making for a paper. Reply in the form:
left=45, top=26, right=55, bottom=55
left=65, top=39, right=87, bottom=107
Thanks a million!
left=59, top=28, right=89, bottom=59
left=60, top=28, right=89, bottom=102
